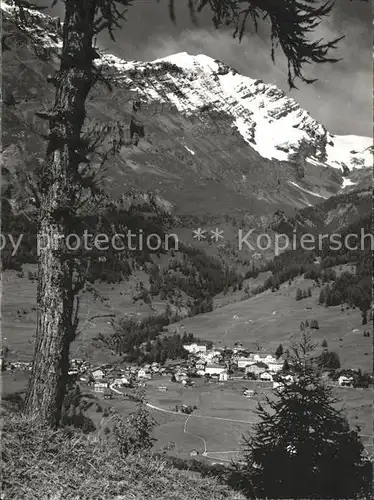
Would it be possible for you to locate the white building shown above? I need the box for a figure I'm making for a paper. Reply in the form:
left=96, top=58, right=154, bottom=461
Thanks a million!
left=245, top=362, right=268, bottom=377
left=238, top=353, right=283, bottom=373
left=94, top=381, right=108, bottom=393
left=252, top=354, right=278, bottom=364
left=195, top=360, right=206, bottom=371
left=243, top=389, right=255, bottom=398
left=267, top=359, right=284, bottom=373
left=175, top=372, right=188, bottom=382
left=138, top=369, right=152, bottom=380
left=112, top=376, right=130, bottom=387
left=200, top=350, right=221, bottom=363
left=282, top=374, right=295, bottom=385
left=183, top=343, right=207, bottom=354
left=273, top=381, right=285, bottom=391
left=338, top=375, right=354, bottom=387
left=205, top=364, right=226, bottom=376
left=91, top=368, right=105, bottom=380
left=260, top=372, right=273, bottom=381
left=237, top=357, right=253, bottom=369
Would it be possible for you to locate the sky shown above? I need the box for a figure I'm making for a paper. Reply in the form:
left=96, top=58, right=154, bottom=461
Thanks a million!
left=38, top=0, right=372, bottom=137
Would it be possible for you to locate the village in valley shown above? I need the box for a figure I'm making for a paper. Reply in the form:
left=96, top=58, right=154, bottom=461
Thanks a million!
left=5, top=337, right=368, bottom=398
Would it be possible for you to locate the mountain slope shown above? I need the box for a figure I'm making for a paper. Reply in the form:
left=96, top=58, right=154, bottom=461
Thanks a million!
left=2, top=2, right=372, bottom=221
left=124, top=51, right=371, bottom=171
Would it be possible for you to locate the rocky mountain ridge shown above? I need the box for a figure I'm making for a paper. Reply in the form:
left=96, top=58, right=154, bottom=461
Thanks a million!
left=100, top=50, right=372, bottom=172
left=2, top=1, right=372, bottom=222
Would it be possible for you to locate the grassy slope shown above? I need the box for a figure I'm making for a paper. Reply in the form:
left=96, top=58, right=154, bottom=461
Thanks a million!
left=5, top=266, right=372, bottom=371
left=2, top=413, right=246, bottom=500
left=145, top=378, right=372, bottom=461
left=3, top=369, right=372, bottom=464
left=167, top=276, right=372, bottom=372
left=3, top=263, right=372, bottom=462
left=2, top=264, right=170, bottom=364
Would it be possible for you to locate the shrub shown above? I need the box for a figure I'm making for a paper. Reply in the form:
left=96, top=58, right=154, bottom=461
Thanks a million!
left=111, top=388, right=156, bottom=458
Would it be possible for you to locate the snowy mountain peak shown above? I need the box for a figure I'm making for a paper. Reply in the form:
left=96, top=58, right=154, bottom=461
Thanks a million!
left=99, top=51, right=371, bottom=171
left=2, top=1, right=371, bottom=175
left=153, top=52, right=220, bottom=73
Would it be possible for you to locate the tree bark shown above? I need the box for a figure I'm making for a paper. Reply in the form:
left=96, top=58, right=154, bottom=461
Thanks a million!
left=24, top=0, right=97, bottom=427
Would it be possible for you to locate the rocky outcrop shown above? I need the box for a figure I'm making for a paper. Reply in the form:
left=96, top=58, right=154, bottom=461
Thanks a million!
left=130, top=98, right=145, bottom=145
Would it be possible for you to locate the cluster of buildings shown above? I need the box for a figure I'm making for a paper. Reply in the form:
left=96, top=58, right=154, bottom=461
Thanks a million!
left=2, top=344, right=287, bottom=390
left=5, top=343, right=368, bottom=393
left=180, top=342, right=286, bottom=383
left=3, top=360, right=32, bottom=371
left=67, top=355, right=370, bottom=391
left=68, top=358, right=190, bottom=395
left=69, top=359, right=160, bottom=393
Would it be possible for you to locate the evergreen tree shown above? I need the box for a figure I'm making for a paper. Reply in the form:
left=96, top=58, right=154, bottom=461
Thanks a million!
left=310, top=319, right=319, bottom=330
left=145, top=340, right=152, bottom=352
left=361, top=310, right=368, bottom=325
left=241, top=333, right=371, bottom=498
left=318, top=350, right=340, bottom=370
left=282, top=359, right=290, bottom=372
left=275, top=344, right=284, bottom=359
left=318, top=287, right=326, bottom=305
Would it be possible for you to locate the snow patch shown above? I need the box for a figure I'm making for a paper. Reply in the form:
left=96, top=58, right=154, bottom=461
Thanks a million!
left=306, top=157, right=326, bottom=167
left=184, top=145, right=195, bottom=155
left=288, top=181, right=327, bottom=199
left=153, top=52, right=219, bottom=74
left=341, top=177, right=358, bottom=188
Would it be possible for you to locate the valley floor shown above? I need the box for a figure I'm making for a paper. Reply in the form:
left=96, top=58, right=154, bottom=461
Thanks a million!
left=3, top=371, right=372, bottom=464
left=3, top=265, right=372, bottom=464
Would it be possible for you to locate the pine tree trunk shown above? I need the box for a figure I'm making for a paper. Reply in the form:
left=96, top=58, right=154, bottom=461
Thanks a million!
left=24, top=0, right=96, bottom=427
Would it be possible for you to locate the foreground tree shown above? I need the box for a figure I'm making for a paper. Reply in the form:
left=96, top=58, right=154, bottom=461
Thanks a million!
left=12, top=0, right=348, bottom=426
left=241, top=333, right=372, bottom=498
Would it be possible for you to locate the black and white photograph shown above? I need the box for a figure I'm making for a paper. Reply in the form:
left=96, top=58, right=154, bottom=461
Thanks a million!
left=1, top=0, right=373, bottom=498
